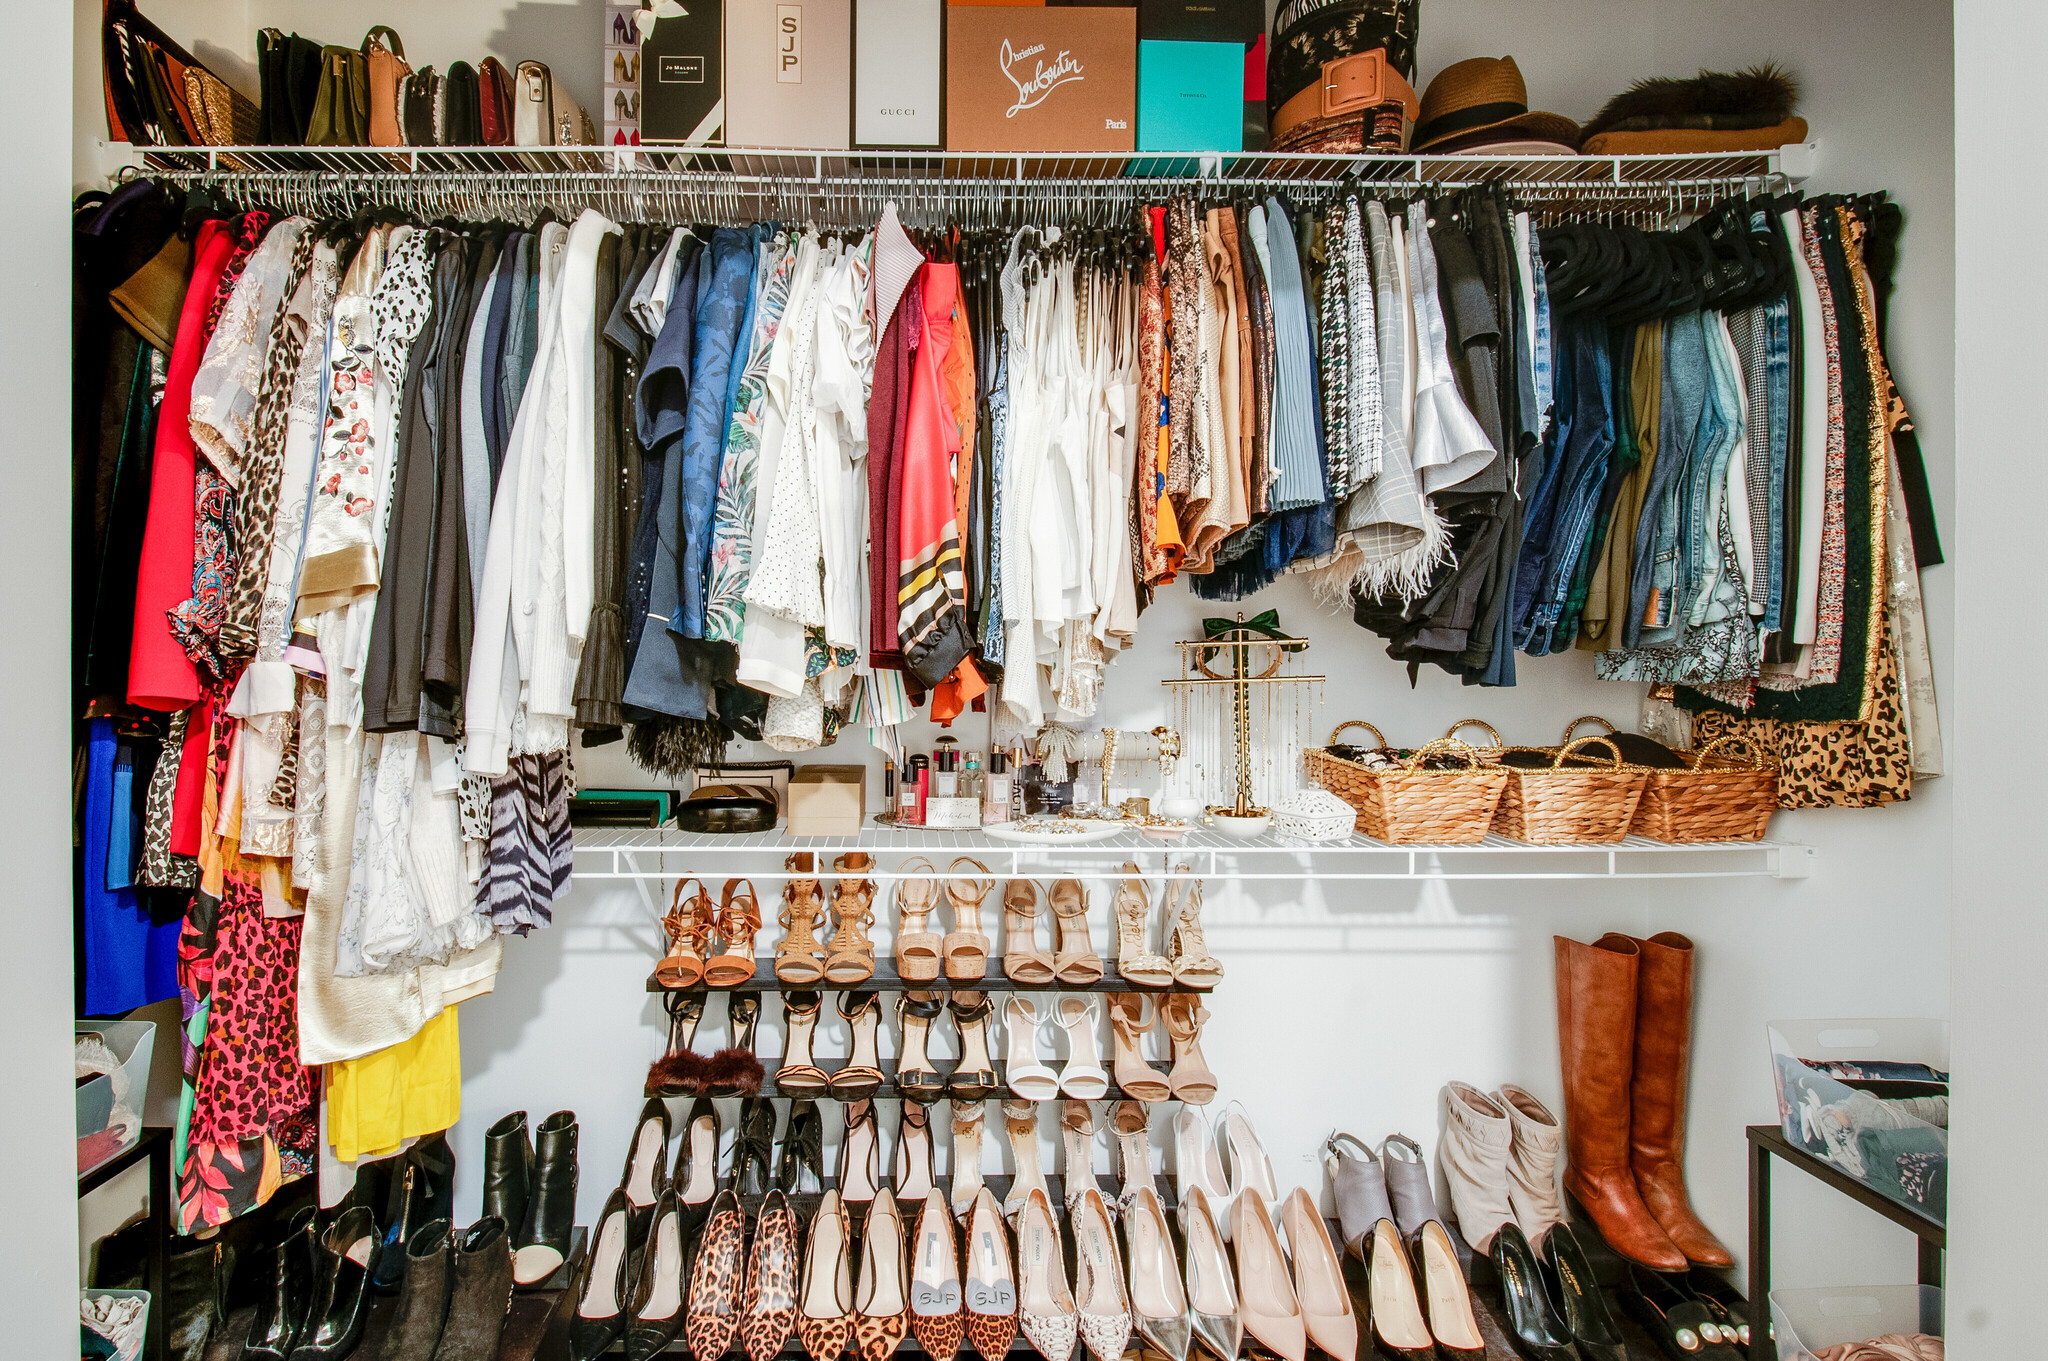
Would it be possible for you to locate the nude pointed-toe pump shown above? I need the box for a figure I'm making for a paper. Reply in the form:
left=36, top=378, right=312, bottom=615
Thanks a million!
left=1279, top=1187, right=1358, bottom=1361
left=1231, top=1189, right=1307, bottom=1361
left=1176, top=1186, right=1241, bottom=1361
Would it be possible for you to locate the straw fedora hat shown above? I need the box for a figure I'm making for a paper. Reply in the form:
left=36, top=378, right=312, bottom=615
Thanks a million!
left=1412, top=56, right=1581, bottom=152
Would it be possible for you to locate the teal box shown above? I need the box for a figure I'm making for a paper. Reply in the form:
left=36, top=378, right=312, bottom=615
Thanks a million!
left=1137, top=40, right=1243, bottom=152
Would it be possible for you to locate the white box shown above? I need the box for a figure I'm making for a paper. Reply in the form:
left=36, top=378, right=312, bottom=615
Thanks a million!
left=853, top=0, right=943, bottom=148
left=728, top=0, right=851, bottom=148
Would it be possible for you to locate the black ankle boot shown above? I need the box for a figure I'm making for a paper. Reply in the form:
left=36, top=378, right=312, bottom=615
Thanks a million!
left=514, top=1111, right=579, bottom=1286
left=363, top=1220, right=452, bottom=1361
left=435, top=1217, right=515, bottom=1361
left=371, top=1134, right=457, bottom=1293
left=288, top=1206, right=376, bottom=1361
left=242, top=1207, right=317, bottom=1361
left=481, top=1112, right=534, bottom=1247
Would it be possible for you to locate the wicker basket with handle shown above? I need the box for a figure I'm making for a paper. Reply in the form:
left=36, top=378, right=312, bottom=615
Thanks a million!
left=1490, top=734, right=1649, bottom=844
left=1303, top=723, right=1510, bottom=844
left=1444, top=719, right=1507, bottom=764
left=1630, top=735, right=1778, bottom=842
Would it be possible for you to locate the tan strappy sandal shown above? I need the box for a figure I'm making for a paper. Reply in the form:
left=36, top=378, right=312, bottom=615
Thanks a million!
left=657, top=878, right=716, bottom=989
left=1002, top=880, right=1056, bottom=984
left=775, top=853, right=827, bottom=984
left=893, top=859, right=942, bottom=982
left=1113, top=863, right=1175, bottom=988
left=942, top=857, right=995, bottom=982
left=823, top=852, right=878, bottom=985
left=1165, top=872, right=1225, bottom=988
left=1107, top=994, right=1172, bottom=1103
left=1162, top=994, right=1218, bottom=1105
left=1049, top=879, right=1104, bottom=986
left=705, top=879, right=761, bottom=987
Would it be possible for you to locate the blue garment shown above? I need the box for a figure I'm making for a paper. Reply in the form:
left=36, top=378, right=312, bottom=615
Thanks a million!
left=623, top=248, right=715, bottom=719
left=675, top=228, right=757, bottom=640
left=1762, top=293, right=1793, bottom=633
left=1625, top=311, right=1710, bottom=648
left=106, top=737, right=137, bottom=891
left=1516, top=317, right=1615, bottom=654
left=82, top=718, right=177, bottom=1016
left=1260, top=198, right=1327, bottom=513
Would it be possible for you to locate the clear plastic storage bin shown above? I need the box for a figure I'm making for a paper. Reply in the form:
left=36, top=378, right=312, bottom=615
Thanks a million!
left=1766, top=1018, right=1948, bottom=1223
left=81, top=1288, right=151, bottom=1361
left=1768, top=1285, right=1942, bottom=1361
left=76, top=1020, right=156, bottom=1176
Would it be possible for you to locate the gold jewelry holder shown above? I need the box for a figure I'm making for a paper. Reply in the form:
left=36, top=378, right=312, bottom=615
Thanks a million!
left=1164, top=614, right=1322, bottom=818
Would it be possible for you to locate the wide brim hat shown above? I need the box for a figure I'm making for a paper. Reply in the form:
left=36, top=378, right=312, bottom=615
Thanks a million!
left=1412, top=55, right=1581, bottom=153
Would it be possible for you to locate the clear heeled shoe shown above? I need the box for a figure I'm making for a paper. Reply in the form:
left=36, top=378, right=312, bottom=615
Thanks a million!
left=1003, top=996, right=1059, bottom=1100
left=1174, top=1105, right=1226, bottom=1208
left=1055, top=996, right=1108, bottom=1100
left=1216, top=1103, right=1278, bottom=1241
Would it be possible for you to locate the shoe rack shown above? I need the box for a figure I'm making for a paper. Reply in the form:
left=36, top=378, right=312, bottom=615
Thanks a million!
left=643, top=955, right=1216, bottom=995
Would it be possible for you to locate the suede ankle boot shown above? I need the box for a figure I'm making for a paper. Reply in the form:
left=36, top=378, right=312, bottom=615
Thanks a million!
left=434, top=1217, right=515, bottom=1361
left=365, top=1221, right=452, bottom=1361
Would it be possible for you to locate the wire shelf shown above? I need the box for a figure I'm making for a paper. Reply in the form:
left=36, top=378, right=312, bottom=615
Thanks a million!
left=572, top=825, right=1813, bottom=881
left=124, top=142, right=1801, bottom=224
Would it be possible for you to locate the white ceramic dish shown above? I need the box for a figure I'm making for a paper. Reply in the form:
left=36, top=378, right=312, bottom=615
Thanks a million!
left=983, top=819, right=1131, bottom=845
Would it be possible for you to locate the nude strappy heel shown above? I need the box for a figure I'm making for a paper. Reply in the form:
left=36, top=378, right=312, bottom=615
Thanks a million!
left=893, top=858, right=942, bottom=982
left=1108, top=994, right=1171, bottom=1103
left=1113, top=864, right=1175, bottom=988
left=1165, top=871, right=1224, bottom=988
left=1049, top=879, right=1104, bottom=986
left=775, top=853, right=826, bottom=984
left=1162, top=995, right=1217, bottom=1105
left=943, top=857, right=995, bottom=981
left=657, top=878, right=715, bottom=989
left=1002, top=880, right=1056, bottom=984
left=823, top=853, right=877, bottom=985
left=705, top=879, right=761, bottom=987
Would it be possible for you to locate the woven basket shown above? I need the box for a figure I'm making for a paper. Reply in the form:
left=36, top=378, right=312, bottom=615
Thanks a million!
left=1304, top=725, right=1510, bottom=844
left=1445, top=719, right=1507, bottom=764
left=1630, top=735, right=1779, bottom=842
left=1491, top=735, right=1649, bottom=844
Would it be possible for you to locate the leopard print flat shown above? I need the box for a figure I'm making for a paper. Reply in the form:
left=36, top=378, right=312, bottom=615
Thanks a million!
left=853, top=1308, right=909, bottom=1361
left=685, top=1191, right=746, bottom=1359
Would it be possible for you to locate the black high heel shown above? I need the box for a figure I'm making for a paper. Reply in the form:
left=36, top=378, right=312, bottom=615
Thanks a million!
left=672, top=1097, right=724, bottom=1238
left=572, top=1190, right=637, bottom=1361
left=1623, top=1262, right=1724, bottom=1358
left=1540, top=1224, right=1628, bottom=1361
left=777, top=1099, right=826, bottom=1193
left=1492, top=1222, right=1576, bottom=1361
left=241, top=1206, right=317, bottom=1361
left=288, top=1206, right=377, bottom=1361
left=895, top=992, right=950, bottom=1104
left=623, top=1190, right=689, bottom=1361
left=1687, top=1269, right=1752, bottom=1351
left=705, top=994, right=765, bottom=1098
left=946, top=992, right=1001, bottom=1100
left=619, top=1098, right=673, bottom=1259
left=733, top=1096, right=778, bottom=1197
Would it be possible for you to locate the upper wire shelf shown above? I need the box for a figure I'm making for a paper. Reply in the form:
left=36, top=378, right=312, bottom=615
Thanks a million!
left=124, top=143, right=1804, bottom=223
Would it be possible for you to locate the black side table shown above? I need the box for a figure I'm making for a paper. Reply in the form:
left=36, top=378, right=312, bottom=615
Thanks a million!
left=80, top=1125, right=173, bottom=1361
left=1747, top=1123, right=1945, bottom=1361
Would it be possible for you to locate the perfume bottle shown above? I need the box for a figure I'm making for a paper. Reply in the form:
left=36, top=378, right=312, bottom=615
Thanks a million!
left=981, top=751, right=1012, bottom=826
left=961, top=753, right=984, bottom=804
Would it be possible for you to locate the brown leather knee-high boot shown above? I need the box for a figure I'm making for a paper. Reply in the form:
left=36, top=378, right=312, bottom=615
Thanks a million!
left=1628, top=932, right=1734, bottom=1268
left=1554, top=934, right=1686, bottom=1271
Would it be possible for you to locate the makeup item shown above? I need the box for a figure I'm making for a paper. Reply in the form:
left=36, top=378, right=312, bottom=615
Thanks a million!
left=906, top=755, right=930, bottom=826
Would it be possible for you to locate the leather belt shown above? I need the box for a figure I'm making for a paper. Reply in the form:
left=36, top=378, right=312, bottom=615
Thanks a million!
left=1270, top=49, right=1419, bottom=149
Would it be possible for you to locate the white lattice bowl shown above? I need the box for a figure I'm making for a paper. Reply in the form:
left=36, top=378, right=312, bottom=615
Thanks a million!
left=1273, top=789, right=1357, bottom=842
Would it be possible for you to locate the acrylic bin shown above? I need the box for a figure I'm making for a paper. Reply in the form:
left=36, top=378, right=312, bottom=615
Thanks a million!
left=1768, top=1284, right=1942, bottom=1361
left=1767, top=1018, right=1948, bottom=1224
left=76, top=1019, right=156, bottom=1176
left=81, top=1288, right=151, bottom=1361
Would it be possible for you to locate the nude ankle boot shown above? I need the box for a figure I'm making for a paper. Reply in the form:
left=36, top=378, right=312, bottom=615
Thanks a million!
left=1438, top=1082, right=1514, bottom=1254
left=1496, top=1085, right=1565, bottom=1247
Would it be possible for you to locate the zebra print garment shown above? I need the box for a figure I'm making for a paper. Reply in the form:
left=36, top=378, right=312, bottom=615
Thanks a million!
left=481, top=752, right=573, bottom=935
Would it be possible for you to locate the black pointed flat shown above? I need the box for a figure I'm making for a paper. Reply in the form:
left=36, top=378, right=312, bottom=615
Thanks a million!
left=1622, top=1262, right=1721, bottom=1358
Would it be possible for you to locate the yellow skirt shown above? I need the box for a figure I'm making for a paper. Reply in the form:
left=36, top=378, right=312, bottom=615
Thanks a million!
left=326, top=1005, right=462, bottom=1163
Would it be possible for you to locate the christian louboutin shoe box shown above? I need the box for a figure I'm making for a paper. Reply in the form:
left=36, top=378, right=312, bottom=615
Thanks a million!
left=944, top=5, right=1136, bottom=152
left=642, top=0, right=728, bottom=143
left=853, top=0, right=945, bottom=147
left=727, top=0, right=852, bottom=148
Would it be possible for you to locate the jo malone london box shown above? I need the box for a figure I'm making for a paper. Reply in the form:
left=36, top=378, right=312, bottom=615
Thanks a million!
left=945, top=5, right=1136, bottom=152
left=728, top=0, right=851, bottom=147
left=853, top=0, right=945, bottom=148
left=642, top=0, right=728, bottom=143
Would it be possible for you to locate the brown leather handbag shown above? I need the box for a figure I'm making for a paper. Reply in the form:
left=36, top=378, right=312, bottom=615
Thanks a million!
left=364, top=27, right=411, bottom=147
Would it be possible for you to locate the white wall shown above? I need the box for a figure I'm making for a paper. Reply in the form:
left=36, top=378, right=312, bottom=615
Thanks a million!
left=75, top=0, right=1955, bottom=1308
left=1947, top=1, right=2042, bottom=1356
left=15, top=1, right=84, bottom=1353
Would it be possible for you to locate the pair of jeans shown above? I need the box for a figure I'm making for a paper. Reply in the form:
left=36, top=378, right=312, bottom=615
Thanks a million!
left=1761, top=293, right=1793, bottom=633
left=1625, top=309, right=1709, bottom=648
